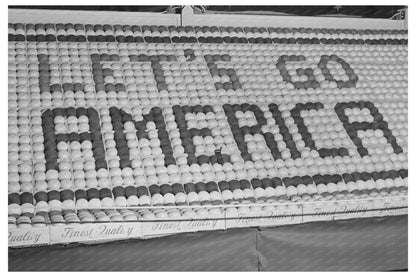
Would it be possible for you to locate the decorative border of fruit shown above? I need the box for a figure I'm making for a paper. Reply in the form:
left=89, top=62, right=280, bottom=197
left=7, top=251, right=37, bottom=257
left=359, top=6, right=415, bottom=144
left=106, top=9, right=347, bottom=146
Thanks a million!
left=9, top=196, right=407, bottom=248
left=8, top=23, right=408, bottom=45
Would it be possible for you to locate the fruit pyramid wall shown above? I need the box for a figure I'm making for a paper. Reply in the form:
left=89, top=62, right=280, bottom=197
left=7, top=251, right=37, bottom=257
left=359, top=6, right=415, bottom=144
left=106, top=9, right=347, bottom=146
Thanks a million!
left=8, top=23, right=408, bottom=226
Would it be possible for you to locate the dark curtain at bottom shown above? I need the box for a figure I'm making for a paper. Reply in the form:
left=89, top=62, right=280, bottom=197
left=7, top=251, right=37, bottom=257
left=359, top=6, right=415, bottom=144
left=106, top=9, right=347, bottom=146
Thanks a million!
left=9, top=227, right=258, bottom=271
left=257, top=215, right=407, bottom=271
left=9, top=215, right=407, bottom=271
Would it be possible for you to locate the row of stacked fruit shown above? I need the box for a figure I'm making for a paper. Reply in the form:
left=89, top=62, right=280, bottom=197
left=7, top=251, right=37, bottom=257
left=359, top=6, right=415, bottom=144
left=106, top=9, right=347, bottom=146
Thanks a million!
left=8, top=23, right=408, bottom=44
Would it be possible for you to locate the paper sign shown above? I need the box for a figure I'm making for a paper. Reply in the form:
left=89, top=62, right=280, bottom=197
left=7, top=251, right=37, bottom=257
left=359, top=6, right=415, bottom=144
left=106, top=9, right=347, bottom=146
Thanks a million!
left=49, top=222, right=142, bottom=244
left=332, top=201, right=375, bottom=220
left=302, top=204, right=338, bottom=223
left=225, top=207, right=303, bottom=229
left=373, top=198, right=408, bottom=217
left=8, top=227, right=49, bottom=247
left=141, top=215, right=226, bottom=237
